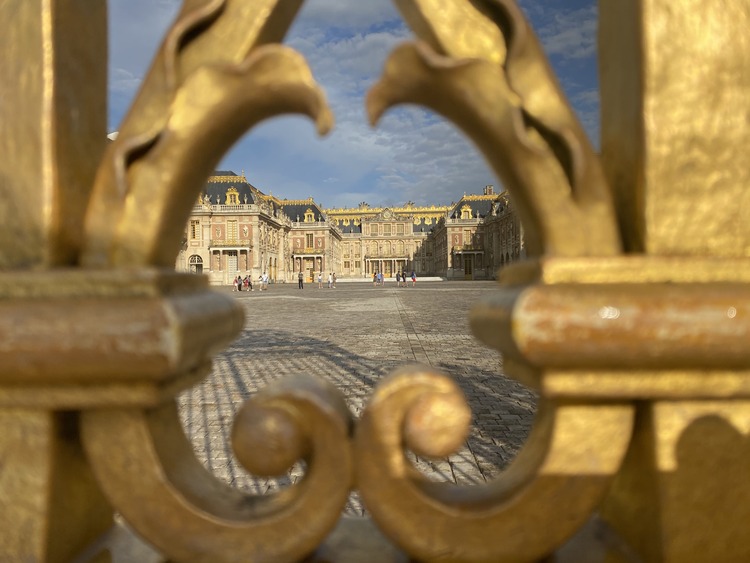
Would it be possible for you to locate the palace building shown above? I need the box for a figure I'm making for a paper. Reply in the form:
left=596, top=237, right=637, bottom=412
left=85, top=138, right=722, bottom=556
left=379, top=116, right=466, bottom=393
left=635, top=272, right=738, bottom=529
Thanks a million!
left=177, top=171, right=525, bottom=284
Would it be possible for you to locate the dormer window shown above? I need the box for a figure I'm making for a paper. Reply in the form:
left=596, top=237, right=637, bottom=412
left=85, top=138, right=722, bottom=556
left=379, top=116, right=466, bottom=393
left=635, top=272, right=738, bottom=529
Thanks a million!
left=226, top=187, right=240, bottom=205
left=461, top=205, right=471, bottom=219
left=304, top=208, right=314, bottom=222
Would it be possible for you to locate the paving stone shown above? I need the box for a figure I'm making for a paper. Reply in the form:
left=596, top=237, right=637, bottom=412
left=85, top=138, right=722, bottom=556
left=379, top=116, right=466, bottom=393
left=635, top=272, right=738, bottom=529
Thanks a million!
left=178, top=281, right=537, bottom=516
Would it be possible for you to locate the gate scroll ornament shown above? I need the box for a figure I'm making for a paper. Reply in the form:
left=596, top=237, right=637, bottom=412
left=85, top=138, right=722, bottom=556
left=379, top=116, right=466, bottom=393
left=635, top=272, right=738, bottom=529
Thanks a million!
left=0, top=0, right=749, bottom=562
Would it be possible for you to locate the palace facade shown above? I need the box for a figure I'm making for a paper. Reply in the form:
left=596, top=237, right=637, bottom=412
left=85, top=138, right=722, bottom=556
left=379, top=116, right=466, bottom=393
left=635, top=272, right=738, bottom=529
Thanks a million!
left=176, top=171, right=525, bottom=284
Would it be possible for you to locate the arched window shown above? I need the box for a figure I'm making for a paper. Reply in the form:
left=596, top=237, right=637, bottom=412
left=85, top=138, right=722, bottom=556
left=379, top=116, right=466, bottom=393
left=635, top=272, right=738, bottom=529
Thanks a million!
left=188, top=255, right=203, bottom=274
left=304, top=208, right=315, bottom=222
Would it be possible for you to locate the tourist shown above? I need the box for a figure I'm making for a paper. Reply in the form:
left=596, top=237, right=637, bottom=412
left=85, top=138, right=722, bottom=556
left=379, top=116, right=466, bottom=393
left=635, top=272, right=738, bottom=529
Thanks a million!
left=327, top=272, right=332, bottom=289
left=262, top=271, right=269, bottom=290
left=411, top=271, right=416, bottom=287
left=332, top=272, right=337, bottom=288
left=318, top=272, right=323, bottom=289
left=372, top=272, right=377, bottom=287
left=396, top=271, right=401, bottom=286
left=298, top=271, right=304, bottom=289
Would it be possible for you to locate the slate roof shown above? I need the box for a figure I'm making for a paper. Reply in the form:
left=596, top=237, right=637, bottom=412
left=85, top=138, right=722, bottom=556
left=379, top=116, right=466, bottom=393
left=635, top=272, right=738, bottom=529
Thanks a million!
left=280, top=200, right=326, bottom=223
left=339, top=222, right=362, bottom=234
left=449, top=196, right=494, bottom=219
left=413, top=216, right=438, bottom=233
left=202, top=171, right=256, bottom=205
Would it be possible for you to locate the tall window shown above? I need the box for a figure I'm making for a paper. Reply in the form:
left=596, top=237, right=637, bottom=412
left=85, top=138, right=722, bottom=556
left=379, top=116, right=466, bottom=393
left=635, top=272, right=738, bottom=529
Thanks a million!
left=227, top=220, right=238, bottom=241
left=383, top=224, right=391, bottom=236
left=306, top=233, right=314, bottom=248
left=190, top=220, right=199, bottom=240
left=372, top=224, right=379, bottom=236
left=397, top=223, right=404, bottom=235
left=464, top=230, right=471, bottom=246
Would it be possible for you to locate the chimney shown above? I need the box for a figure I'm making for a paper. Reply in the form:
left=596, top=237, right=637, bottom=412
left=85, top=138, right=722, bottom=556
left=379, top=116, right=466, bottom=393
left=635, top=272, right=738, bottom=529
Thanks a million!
left=484, top=185, right=494, bottom=195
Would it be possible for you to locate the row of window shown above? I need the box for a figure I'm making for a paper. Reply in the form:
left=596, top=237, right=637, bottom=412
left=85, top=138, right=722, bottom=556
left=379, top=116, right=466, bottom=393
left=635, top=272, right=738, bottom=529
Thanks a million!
left=367, top=224, right=406, bottom=236
left=190, top=220, right=242, bottom=240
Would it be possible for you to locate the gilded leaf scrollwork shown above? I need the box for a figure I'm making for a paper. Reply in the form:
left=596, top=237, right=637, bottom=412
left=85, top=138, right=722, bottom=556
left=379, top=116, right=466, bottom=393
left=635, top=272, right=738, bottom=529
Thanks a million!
left=368, top=0, right=622, bottom=257
left=82, top=0, right=332, bottom=268
left=77, top=0, right=634, bottom=560
left=82, top=376, right=353, bottom=563
left=355, top=367, right=634, bottom=561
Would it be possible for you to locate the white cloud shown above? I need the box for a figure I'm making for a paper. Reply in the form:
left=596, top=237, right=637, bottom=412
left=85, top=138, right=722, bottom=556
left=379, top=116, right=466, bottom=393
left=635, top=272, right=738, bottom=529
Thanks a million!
left=110, top=67, right=141, bottom=95
left=534, top=5, right=598, bottom=60
left=107, top=0, right=599, bottom=207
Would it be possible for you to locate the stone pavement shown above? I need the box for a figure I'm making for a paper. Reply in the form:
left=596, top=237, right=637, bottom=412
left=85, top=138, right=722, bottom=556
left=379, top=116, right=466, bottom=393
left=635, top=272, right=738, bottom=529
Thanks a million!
left=178, top=280, right=537, bottom=515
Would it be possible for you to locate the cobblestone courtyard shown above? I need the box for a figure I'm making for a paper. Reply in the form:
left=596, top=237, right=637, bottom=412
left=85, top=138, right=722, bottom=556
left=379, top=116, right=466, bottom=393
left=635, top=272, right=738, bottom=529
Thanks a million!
left=178, top=280, right=537, bottom=515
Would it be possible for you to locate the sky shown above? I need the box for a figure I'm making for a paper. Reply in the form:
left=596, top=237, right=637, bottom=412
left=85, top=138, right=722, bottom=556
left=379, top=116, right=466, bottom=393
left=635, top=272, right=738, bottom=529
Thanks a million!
left=108, top=0, right=599, bottom=209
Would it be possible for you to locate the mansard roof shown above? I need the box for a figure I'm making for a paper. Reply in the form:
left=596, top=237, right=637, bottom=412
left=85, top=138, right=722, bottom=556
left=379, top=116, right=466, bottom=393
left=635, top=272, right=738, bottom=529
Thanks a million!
left=202, top=171, right=256, bottom=205
left=449, top=193, right=496, bottom=219
left=413, top=216, right=438, bottom=233
left=280, top=198, right=326, bottom=223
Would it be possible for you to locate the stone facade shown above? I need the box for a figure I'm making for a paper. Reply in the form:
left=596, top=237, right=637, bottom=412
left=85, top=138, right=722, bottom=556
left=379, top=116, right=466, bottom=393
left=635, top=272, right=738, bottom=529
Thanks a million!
left=177, top=172, right=525, bottom=283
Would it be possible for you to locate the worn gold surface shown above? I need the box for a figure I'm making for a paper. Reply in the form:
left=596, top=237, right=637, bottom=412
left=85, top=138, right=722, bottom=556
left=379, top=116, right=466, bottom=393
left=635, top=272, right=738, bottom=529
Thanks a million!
left=600, top=1, right=750, bottom=255
left=355, top=368, right=633, bottom=561
left=82, top=377, right=353, bottom=563
left=0, top=271, right=242, bottom=389
left=0, top=410, right=112, bottom=562
left=0, top=0, right=106, bottom=268
left=602, top=401, right=750, bottom=562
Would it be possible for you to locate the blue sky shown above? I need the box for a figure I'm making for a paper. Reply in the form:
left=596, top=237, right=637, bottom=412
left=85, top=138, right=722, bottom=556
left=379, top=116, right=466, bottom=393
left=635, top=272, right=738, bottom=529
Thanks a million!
left=108, top=0, right=599, bottom=208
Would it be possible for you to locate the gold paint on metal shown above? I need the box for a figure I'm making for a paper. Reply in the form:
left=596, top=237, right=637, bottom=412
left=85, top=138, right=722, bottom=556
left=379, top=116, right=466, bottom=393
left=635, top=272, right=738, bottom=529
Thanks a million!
left=355, top=367, right=633, bottom=561
left=0, top=0, right=106, bottom=268
left=600, top=0, right=750, bottom=256
left=82, top=377, right=353, bottom=563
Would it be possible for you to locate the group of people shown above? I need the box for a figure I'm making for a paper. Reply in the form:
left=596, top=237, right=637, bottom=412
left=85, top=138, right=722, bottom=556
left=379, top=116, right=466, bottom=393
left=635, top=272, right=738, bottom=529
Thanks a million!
left=233, top=272, right=270, bottom=292
left=297, top=272, right=337, bottom=289
left=372, top=271, right=416, bottom=287
left=317, top=272, right=337, bottom=289
left=233, top=275, right=251, bottom=291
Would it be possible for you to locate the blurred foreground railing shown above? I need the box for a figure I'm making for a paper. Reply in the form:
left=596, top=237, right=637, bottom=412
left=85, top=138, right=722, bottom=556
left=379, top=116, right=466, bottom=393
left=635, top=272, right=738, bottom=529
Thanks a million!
left=1, top=0, right=749, bottom=561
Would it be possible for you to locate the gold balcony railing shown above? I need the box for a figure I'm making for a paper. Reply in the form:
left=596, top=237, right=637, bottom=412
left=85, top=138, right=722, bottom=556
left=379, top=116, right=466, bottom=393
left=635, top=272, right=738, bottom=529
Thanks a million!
left=209, top=239, right=250, bottom=247
left=1, top=0, right=749, bottom=561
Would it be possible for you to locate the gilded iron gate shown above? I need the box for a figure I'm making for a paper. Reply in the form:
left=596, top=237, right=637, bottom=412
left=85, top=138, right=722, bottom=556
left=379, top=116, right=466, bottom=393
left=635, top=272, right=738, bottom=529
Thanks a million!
left=0, top=0, right=749, bottom=561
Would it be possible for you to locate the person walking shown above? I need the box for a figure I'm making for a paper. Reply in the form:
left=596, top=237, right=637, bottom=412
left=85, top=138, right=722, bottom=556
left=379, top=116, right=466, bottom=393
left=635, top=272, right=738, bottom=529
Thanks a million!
left=298, top=271, right=304, bottom=289
left=396, top=271, right=401, bottom=287
left=318, top=272, right=323, bottom=289
left=411, top=270, right=417, bottom=287
left=327, top=272, right=332, bottom=289
left=372, top=272, right=377, bottom=287
left=332, top=272, right=337, bottom=288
